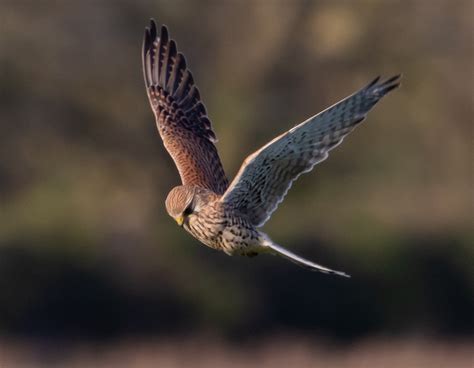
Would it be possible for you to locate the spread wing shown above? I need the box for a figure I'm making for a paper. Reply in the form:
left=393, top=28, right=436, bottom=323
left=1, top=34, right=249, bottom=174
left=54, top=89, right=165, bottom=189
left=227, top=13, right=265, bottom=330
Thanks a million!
left=142, top=20, right=228, bottom=194
left=221, top=75, right=401, bottom=227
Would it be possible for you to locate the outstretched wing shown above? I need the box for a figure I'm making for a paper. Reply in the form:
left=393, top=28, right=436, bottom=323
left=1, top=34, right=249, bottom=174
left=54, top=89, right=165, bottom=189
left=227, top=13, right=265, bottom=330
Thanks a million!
left=221, top=75, right=401, bottom=227
left=142, top=20, right=228, bottom=194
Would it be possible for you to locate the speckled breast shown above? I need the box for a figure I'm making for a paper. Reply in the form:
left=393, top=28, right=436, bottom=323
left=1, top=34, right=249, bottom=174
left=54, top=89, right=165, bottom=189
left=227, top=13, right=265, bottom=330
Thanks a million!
left=184, top=202, right=261, bottom=255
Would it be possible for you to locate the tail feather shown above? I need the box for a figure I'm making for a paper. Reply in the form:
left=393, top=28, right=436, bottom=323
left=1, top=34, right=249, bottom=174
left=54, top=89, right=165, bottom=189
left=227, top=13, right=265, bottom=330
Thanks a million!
left=264, top=241, right=350, bottom=278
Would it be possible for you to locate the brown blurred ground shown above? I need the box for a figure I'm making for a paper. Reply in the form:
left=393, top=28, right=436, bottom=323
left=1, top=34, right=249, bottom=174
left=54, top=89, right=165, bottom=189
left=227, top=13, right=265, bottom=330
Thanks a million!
left=0, top=0, right=472, bottom=366
left=1, top=337, right=473, bottom=368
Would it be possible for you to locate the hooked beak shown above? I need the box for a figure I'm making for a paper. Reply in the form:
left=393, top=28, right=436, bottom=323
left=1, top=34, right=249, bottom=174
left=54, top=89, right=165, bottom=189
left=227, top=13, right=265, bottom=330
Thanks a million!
left=175, top=215, right=184, bottom=226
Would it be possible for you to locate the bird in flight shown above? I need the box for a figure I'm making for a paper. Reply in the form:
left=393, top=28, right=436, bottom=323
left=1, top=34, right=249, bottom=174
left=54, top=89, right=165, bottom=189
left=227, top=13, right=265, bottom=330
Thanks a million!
left=142, top=19, right=400, bottom=277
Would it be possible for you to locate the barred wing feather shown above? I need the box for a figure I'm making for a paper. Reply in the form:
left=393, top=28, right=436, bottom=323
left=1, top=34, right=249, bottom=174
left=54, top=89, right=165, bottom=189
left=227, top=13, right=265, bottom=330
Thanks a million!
left=221, top=76, right=401, bottom=226
left=143, top=20, right=228, bottom=194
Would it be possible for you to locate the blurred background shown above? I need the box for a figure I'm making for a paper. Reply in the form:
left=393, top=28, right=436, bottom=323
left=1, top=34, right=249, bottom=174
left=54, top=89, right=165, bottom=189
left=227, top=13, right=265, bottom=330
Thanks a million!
left=0, top=0, right=472, bottom=367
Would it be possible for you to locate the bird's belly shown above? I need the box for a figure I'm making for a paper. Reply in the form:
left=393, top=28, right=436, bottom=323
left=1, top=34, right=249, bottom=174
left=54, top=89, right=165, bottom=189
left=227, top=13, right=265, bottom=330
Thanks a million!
left=219, top=227, right=261, bottom=256
left=186, top=216, right=261, bottom=256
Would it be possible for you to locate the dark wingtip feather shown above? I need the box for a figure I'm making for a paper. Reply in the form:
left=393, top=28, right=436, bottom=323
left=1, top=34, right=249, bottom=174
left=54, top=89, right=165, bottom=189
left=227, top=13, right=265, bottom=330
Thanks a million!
left=378, top=74, right=402, bottom=95
left=380, top=83, right=400, bottom=95
left=142, top=19, right=157, bottom=63
left=362, top=74, right=402, bottom=97
left=160, top=24, right=169, bottom=44
left=144, top=25, right=154, bottom=50
left=149, top=19, right=157, bottom=40
left=383, top=74, right=402, bottom=85
left=366, top=76, right=381, bottom=89
left=142, top=25, right=154, bottom=88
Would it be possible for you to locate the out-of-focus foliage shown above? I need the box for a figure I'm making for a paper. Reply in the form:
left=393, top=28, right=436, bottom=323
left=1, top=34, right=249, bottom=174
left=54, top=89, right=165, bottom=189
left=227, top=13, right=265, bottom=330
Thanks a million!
left=0, top=0, right=472, bottom=343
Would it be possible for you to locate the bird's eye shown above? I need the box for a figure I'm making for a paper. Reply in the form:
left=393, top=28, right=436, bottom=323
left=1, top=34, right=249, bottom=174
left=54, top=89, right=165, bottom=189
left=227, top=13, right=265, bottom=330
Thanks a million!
left=183, top=206, right=193, bottom=216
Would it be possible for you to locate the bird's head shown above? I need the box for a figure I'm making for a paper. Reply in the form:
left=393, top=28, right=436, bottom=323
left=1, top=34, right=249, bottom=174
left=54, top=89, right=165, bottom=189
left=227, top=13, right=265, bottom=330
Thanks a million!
left=165, top=185, right=195, bottom=226
left=165, top=185, right=207, bottom=227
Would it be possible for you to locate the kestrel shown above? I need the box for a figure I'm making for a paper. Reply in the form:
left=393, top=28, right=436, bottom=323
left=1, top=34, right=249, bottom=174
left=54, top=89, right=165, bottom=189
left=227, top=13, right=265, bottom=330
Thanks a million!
left=142, top=20, right=400, bottom=277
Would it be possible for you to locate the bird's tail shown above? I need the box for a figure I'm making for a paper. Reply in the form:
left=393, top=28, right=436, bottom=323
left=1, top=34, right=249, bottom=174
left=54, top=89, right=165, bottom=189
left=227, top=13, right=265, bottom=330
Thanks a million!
left=261, top=237, right=350, bottom=278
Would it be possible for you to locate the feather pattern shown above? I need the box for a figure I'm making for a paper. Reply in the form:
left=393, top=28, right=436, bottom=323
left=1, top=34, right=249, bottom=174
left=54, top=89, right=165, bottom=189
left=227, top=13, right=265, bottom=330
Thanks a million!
left=221, top=76, right=401, bottom=227
left=142, top=19, right=228, bottom=194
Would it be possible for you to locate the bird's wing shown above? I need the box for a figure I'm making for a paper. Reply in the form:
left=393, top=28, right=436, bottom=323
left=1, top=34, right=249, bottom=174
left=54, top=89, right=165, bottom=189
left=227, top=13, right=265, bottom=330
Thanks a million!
left=142, top=20, right=228, bottom=194
left=221, top=76, right=401, bottom=227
